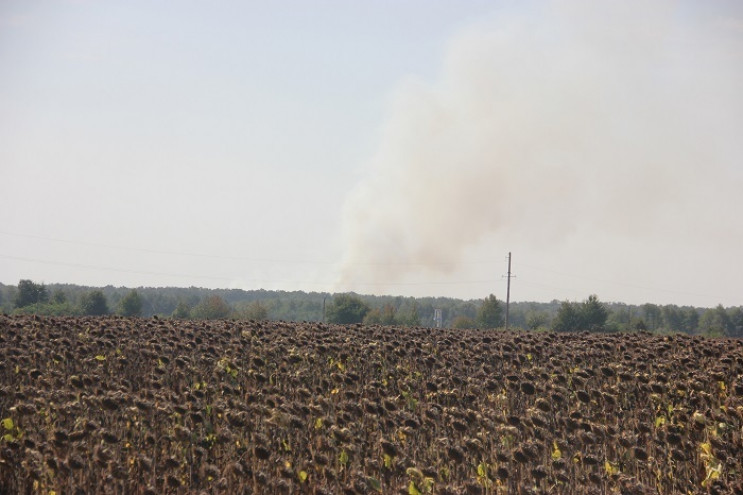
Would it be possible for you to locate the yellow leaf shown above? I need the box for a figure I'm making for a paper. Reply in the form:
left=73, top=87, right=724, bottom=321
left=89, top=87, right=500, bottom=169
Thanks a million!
left=422, top=477, right=435, bottom=492
left=655, top=416, right=666, bottom=428
left=700, top=442, right=712, bottom=458
left=383, top=454, right=393, bottom=469
left=702, top=461, right=722, bottom=487
left=605, top=460, right=620, bottom=476
left=298, top=470, right=308, bottom=483
left=408, top=481, right=421, bottom=495
left=1, top=418, right=14, bottom=430
left=551, top=441, right=562, bottom=460
left=95, top=355, right=106, bottom=361
left=314, top=418, right=323, bottom=430
left=331, top=388, right=339, bottom=395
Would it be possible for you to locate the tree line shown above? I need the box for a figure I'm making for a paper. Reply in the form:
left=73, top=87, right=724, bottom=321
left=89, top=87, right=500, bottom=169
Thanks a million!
left=1, top=280, right=741, bottom=337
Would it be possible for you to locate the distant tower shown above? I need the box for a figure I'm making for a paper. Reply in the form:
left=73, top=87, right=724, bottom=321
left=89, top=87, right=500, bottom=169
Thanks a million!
left=433, top=308, right=443, bottom=328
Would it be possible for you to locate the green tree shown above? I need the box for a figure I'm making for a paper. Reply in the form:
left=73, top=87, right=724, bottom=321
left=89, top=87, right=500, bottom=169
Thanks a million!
left=326, top=294, right=370, bottom=324
left=727, top=307, right=743, bottom=338
left=552, top=301, right=582, bottom=332
left=381, top=304, right=397, bottom=325
left=698, top=305, right=732, bottom=337
left=192, top=295, right=232, bottom=320
left=553, top=295, right=608, bottom=332
left=238, top=301, right=268, bottom=321
left=582, top=294, right=609, bottom=332
left=407, top=301, right=421, bottom=327
left=642, top=303, right=661, bottom=331
left=13, top=301, right=77, bottom=317
left=363, top=304, right=397, bottom=326
left=661, top=305, right=685, bottom=333
left=15, top=280, right=49, bottom=308
left=477, top=294, right=504, bottom=329
left=682, top=307, right=700, bottom=334
left=172, top=301, right=192, bottom=319
left=452, top=315, right=476, bottom=329
left=80, top=290, right=109, bottom=316
left=526, top=310, right=549, bottom=331
left=118, top=289, right=143, bottom=317
left=51, top=289, right=67, bottom=304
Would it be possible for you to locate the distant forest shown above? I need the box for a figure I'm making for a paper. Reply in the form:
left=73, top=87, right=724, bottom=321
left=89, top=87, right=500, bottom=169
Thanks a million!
left=1, top=280, right=741, bottom=337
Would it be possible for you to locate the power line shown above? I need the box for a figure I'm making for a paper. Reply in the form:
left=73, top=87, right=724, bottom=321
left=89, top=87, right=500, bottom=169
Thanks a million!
left=0, top=253, right=233, bottom=282
left=0, top=231, right=501, bottom=267
left=517, top=261, right=721, bottom=299
left=0, top=253, right=495, bottom=288
left=0, top=231, right=334, bottom=265
left=2, top=231, right=732, bottom=302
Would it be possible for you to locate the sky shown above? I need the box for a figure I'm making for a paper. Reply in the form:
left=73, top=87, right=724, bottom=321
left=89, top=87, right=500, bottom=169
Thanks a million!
left=1, top=1, right=742, bottom=308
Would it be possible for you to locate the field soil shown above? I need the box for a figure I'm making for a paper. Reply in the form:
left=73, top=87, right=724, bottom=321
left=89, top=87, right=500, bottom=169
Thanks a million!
left=1, top=315, right=743, bottom=494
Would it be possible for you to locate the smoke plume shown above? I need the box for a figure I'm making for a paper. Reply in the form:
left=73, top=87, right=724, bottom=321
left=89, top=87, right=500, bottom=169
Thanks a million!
left=339, top=1, right=743, bottom=296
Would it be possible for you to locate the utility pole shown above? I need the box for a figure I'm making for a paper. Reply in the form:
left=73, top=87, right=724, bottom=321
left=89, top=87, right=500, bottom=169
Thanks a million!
left=505, top=252, right=513, bottom=331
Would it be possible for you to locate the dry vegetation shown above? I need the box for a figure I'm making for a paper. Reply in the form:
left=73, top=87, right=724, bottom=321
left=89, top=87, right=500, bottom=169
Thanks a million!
left=1, top=314, right=743, bottom=494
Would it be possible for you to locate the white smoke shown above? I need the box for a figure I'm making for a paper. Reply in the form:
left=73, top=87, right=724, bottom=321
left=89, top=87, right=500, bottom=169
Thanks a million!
left=339, top=1, right=743, bottom=295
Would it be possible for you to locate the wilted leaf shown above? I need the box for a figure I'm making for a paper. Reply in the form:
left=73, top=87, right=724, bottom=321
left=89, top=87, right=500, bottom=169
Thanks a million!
left=699, top=442, right=712, bottom=458
left=551, top=441, right=562, bottom=460
left=605, top=460, right=620, bottom=476
left=702, top=461, right=722, bottom=487
left=693, top=411, right=706, bottom=425
left=367, top=476, right=382, bottom=492
left=397, top=429, right=407, bottom=443
left=406, top=467, right=423, bottom=479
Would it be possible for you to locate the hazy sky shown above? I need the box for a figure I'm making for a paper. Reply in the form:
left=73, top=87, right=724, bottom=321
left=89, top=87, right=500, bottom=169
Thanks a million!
left=2, top=1, right=742, bottom=307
